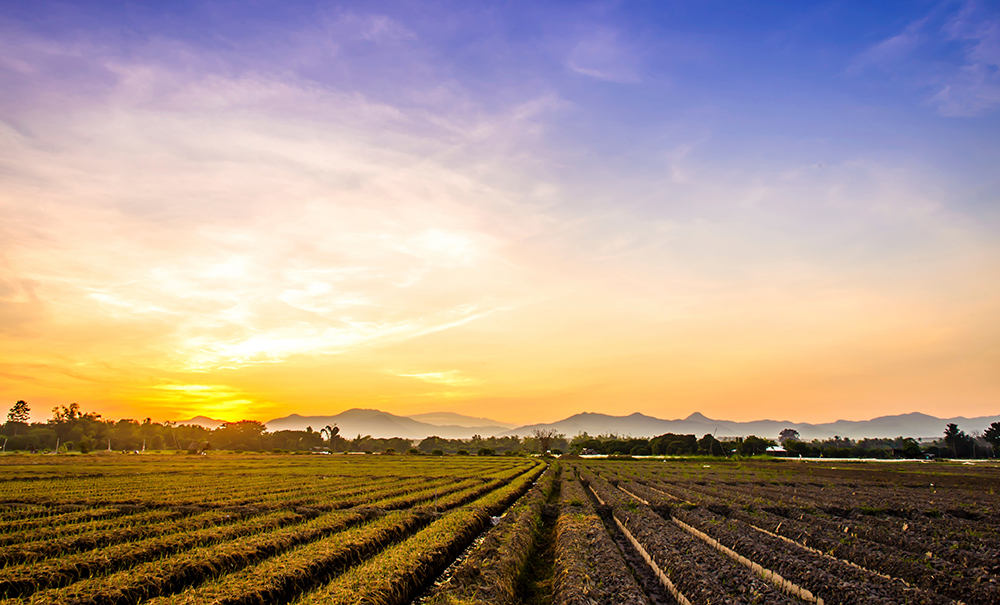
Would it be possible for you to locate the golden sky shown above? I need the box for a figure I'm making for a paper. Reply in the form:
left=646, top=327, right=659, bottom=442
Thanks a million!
left=2, top=2, right=999, bottom=425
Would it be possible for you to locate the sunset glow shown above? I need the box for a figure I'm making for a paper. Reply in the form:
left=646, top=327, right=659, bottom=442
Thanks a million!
left=2, top=1, right=999, bottom=425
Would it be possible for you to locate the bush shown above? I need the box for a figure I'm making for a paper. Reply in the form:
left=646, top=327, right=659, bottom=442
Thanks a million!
left=477, top=448, right=495, bottom=456
left=407, top=448, right=420, bottom=455
left=384, top=448, right=396, bottom=455
left=456, top=449, right=470, bottom=456
left=432, top=449, right=444, bottom=456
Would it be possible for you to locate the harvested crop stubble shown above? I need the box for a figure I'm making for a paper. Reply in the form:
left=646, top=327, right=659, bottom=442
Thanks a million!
left=0, top=506, right=123, bottom=536
left=710, top=501, right=1000, bottom=605
left=621, top=481, right=950, bottom=605
left=142, top=510, right=428, bottom=605
left=292, top=463, right=544, bottom=605
left=552, top=476, right=648, bottom=605
left=585, top=472, right=800, bottom=605
left=294, top=507, right=490, bottom=605
left=0, top=510, right=300, bottom=599
left=654, top=484, right=1000, bottom=605
left=683, top=479, right=1000, bottom=565
left=0, top=507, right=181, bottom=548
left=0, top=508, right=238, bottom=564
left=424, top=464, right=559, bottom=605
left=18, top=508, right=381, bottom=605
left=606, top=462, right=1000, bottom=605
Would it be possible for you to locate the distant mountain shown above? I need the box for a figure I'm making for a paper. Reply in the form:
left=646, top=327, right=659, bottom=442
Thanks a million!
left=406, top=412, right=516, bottom=430
left=173, top=416, right=226, bottom=430
left=265, top=408, right=509, bottom=440
left=501, top=411, right=1000, bottom=441
left=191, top=407, right=1000, bottom=442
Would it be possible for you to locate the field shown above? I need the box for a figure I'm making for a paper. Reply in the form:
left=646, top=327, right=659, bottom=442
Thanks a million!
left=1, top=455, right=997, bottom=605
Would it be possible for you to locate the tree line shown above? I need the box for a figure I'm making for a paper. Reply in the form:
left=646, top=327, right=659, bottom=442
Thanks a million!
left=3, top=400, right=998, bottom=458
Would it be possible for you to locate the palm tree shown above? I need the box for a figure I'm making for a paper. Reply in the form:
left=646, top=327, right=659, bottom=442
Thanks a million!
left=319, top=424, right=340, bottom=450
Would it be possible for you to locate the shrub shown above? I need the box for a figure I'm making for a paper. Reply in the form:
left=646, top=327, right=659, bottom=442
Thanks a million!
left=432, top=449, right=444, bottom=456
left=477, top=448, right=495, bottom=456
left=456, top=450, right=470, bottom=456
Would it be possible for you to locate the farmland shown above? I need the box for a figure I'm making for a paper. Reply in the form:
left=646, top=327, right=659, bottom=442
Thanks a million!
left=1, top=455, right=997, bottom=604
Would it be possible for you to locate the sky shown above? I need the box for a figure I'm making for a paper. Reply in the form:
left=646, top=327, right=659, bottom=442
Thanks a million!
left=1, top=0, right=999, bottom=426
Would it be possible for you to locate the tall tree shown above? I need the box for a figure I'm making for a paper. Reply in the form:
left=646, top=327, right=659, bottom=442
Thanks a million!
left=982, top=422, right=1000, bottom=455
left=7, top=400, right=29, bottom=424
left=319, top=424, right=340, bottom=450
left=778, top=428, right=800, bottom=444
left=943, top=423, right=972, bottom=458
left=531, top=428, right=560, bottom=453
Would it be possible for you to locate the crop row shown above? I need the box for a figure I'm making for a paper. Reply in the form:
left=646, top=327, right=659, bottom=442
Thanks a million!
left=625, top=476, right=998, bottom=603
left=580, top=468, right=799, bottom=605
left=138, top=463, right=545, bottom=605
left=550, top=474, right=648, bottom=605
left=619, top=479, right=950, bottom=605
left=290, top=463, right=547, bottom=605
left=0, top=459, right=543, bottom=605
left=0, top=510, right=301, bottom=598
left=581, top=460, right=999, bottom=605
left=0, top=508, right=238, bottom=564
left=424, top=464, right=560, bottom=605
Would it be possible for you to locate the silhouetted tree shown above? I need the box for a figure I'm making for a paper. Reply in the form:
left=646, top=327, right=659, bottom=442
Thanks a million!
left=984, top=422, right=1000, bottom=455
left=532, top=429, right=560, bottom=453
left=320, top=424, right=343, bottom=450
left=7, top=400, right=29, bottom=424
left=737, top=435, right=775, bottom=456
left=213, top=420, right=267, bottom=450
left=697, top=433, right=724, bottom=456
left=943, top=423, right=973, bottom=458
left=5, top=400, right=30, bottom=435
left=778, top=428, right=800, bottom=444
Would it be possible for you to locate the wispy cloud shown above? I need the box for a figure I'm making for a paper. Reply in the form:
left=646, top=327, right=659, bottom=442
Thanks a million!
left=2, top=3, right=999, bottom=424
left=933, top=2, right=1000, bottom=116
left=0, top=29, right=557, bottom=376
left=392, top=370, right=479, bottom=386
left=567, top=26, right=641, bottom=83
left=850, top=1, right=1000, bottom=116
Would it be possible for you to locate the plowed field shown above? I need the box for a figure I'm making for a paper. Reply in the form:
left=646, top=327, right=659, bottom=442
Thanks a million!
left=2, top=455, right=997, bottom=605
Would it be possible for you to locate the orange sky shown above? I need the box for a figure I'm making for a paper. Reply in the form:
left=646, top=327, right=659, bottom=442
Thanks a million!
left=2, top=4, right=1000, bottom=426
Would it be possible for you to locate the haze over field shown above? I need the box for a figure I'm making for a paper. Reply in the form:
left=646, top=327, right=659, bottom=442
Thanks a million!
left=2, top=1, right=999, bottom=426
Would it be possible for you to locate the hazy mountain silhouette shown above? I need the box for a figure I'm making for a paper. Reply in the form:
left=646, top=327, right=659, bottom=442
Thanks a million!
left=406, top=412, right=516, bottom=429
left=174, top=416, right=226, bottom=429
left=181, top=409, right=1000, bottom=441
left=501, top=411, right=1000, bottom=441
left=265, top=408, right=510, bottom=439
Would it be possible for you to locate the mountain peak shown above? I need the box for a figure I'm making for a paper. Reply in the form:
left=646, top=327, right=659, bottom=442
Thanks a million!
left=685, top=412, right=712, bottom=422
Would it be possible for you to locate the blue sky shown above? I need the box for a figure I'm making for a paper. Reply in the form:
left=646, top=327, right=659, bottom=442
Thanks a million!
left=1, top=1, right=998, bottom=423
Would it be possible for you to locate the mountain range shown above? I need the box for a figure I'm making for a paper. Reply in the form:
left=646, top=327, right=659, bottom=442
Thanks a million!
left=265, top=409, right=510, bottom=440
left=501, top=411, right=1000, bottom=441
left=173, top=409, right=1000, bottom=442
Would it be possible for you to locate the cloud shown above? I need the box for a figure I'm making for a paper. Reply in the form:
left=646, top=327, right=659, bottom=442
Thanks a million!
left=567, top=27, right=641, bottom=83
left=848, top=18, right=927, bottom=73
left=393, top=370, right=479, bottom=386
left=850, top=1, right=1000, bottom=116
left=933, top=2, right=1000, bottom=116
left=0, top=29, right=559, bottom=374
